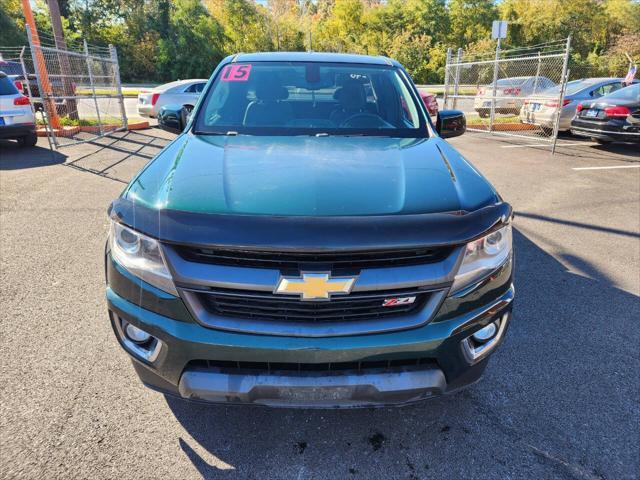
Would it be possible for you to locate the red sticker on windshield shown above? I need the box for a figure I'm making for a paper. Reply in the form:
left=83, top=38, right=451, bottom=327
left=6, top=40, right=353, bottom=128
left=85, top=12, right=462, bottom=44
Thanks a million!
left=221, top=64, right=252, bottom=82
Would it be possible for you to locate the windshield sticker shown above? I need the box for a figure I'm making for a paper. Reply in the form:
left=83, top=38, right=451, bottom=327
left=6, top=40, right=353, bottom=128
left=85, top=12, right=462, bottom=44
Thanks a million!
left=221, top=64, right=252, bottom=82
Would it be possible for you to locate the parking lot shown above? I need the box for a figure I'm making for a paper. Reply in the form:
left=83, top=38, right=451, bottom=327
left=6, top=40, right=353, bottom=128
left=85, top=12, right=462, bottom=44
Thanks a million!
left=0, top=130, right=638, bottom=479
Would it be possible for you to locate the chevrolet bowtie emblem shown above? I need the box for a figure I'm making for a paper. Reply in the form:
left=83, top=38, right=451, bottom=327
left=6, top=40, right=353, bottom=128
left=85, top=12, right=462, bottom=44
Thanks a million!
left=274, top=273, right=356, bottom=301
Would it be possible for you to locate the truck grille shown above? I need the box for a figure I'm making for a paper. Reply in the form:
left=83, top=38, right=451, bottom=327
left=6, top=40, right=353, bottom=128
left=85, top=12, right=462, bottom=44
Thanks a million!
left=175, top=246, right=452, bottom=272
left=191, top=287, right=431, bottom=323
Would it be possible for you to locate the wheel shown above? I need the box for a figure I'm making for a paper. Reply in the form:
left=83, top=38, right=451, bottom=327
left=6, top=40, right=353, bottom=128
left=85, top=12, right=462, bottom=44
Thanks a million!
left=18, top=132, right=37, bottom=148
left=478, top=110, right=489, bottom=118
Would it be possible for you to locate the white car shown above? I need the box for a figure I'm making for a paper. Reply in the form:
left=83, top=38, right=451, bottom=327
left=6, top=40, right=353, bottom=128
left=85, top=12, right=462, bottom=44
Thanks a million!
left=474, top=76, right=556, bottom=117
left=0, top=71, right=37, bottom=147
left=137, top=79, right=207, bottom=118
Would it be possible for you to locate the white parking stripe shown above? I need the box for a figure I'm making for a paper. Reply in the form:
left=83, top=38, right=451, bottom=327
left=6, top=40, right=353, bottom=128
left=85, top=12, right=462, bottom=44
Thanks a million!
left=500, top=142, right=592, bottom=148
left=572, top=165, right=640, bottom=171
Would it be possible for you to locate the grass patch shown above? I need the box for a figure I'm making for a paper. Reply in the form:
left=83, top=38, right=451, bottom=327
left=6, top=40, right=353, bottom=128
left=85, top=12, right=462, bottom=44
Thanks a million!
left=75, top=87, right=141, bottom=97
left=418, top=86, right=478, bottom=96
left=466, top=115, right=521, bottom=126
left=36, top=117, right=118, bottom=127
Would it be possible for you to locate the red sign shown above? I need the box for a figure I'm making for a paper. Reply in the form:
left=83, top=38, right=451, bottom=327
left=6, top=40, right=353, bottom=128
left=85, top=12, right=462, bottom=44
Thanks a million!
left=221, top=64, right=252, bottom=82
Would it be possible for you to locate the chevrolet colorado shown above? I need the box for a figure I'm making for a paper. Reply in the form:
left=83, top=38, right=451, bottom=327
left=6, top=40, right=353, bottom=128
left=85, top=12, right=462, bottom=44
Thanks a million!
left=106, top=52, right=514, bottom=408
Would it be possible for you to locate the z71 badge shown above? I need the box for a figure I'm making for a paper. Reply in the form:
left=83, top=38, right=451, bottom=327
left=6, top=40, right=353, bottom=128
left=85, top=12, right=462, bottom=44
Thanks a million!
left=382, top=296, right=416, bottom=307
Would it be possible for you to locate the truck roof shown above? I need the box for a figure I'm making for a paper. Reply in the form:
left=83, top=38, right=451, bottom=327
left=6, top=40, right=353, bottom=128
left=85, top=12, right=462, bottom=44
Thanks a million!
left=227, top=51, right=400, bottom=67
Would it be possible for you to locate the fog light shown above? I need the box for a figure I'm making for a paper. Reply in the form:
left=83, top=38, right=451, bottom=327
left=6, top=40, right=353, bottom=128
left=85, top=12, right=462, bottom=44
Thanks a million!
left=125, top=323, right=151, bottom=344
left=112, top=314, right=162, bottom=363
left=461, top=313, right=509, bottom=364
left=472, top=322, right=497, bottom=343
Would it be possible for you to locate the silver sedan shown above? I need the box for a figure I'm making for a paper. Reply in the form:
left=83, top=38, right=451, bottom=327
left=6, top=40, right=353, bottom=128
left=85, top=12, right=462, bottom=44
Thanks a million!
left=137, top=79, right=207, bottom=118
left=520, top=77, right=639, bottom=131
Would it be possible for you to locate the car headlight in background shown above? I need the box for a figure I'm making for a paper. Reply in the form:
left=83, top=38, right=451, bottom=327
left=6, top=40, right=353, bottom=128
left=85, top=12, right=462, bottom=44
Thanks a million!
left=450, top=224, right=512, bottom=294
left=109, top=221, right=178, bottom=296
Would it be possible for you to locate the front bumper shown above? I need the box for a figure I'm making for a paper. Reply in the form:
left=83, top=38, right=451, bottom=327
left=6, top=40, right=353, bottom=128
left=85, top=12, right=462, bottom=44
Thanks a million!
left=106, top=252, right=514, bottom=408
left=179, top=364, right=449, bottom=408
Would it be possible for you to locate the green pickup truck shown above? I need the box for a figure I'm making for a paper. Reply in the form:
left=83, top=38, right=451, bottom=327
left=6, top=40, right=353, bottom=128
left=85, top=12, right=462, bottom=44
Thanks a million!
left=106, top=52, right=514, bottom=408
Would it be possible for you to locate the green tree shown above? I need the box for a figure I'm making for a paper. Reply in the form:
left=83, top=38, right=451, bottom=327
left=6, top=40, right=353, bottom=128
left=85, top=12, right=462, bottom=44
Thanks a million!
left=499, top=0, right=608, bottom=58
left=206, top=0, right=274, bottom=52
left=449, top=0, right=497, bottom=47
left=0, top=0, right=26, bottom=46
left=314, top=0, right=366, bottom=52
left=157, top=0, right=225, bottom=81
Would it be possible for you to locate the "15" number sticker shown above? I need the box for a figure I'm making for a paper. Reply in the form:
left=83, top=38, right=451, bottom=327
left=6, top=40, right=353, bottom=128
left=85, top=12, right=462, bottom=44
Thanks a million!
left=221, top=64, right=252, bottom=82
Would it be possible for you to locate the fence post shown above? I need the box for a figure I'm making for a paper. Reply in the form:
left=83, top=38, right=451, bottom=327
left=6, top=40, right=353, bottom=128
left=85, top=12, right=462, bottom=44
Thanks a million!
left=109, top=44, right=128, bottom=131
left=489, top=38, right=501, bottom=133
left=84, top=40, right=103, bottom=136
left=551, top=36, right=572, bottom=155
left=26, top=26, right=59, bottom=147
left=452, top=48, right=462, bottom=110
left=532, top=52, right=542, bottom=96
left=18, top=46, right=34, bottom=112
left=443, top=48, right=452, bottom=110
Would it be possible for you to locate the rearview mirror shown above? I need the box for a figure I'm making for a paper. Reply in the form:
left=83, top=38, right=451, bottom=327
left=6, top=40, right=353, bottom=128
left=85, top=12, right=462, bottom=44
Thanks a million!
left=436, top=110, right=466, bottom=139
left=158, top=104, right=192, bottom=134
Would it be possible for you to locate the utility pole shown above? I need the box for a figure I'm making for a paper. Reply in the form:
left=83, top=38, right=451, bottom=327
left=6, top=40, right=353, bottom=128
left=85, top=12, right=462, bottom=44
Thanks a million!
left=47, top=0, right=78, bottom=120
left=21, top=0, right=60, bottom=129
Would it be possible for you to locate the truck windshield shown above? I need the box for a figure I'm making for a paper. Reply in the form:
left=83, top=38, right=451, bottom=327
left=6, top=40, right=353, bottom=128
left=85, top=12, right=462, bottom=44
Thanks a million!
left=194, top=62, right=428, bottom=137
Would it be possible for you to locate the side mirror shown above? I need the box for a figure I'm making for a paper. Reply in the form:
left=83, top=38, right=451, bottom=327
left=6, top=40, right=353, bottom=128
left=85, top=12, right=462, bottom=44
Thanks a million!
left=181, top=105, right=193, bottom=127
left=158, top=104, right=192, bottom=134
left=436, top=110, right=466, bottom=139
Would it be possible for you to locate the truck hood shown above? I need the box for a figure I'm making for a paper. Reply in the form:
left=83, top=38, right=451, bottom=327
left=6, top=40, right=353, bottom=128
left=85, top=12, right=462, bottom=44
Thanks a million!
left=124, top=134, right=498, bottom=216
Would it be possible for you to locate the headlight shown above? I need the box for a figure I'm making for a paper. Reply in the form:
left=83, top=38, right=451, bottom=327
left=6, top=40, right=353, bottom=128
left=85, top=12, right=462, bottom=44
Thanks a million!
left=450, top=224, right=512, bottom=293
left=109, top=221, right=178, bottom=296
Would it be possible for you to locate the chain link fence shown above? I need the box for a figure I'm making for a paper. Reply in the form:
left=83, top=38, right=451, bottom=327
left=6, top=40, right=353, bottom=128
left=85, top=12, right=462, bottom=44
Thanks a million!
left=443, top=38, right=571, bottom=151
left=1, top=29, right=127, bottom=149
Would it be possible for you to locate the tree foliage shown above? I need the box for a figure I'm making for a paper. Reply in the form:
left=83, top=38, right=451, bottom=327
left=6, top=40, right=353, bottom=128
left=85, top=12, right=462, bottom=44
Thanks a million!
left=2, top=0, right=638, bottom=83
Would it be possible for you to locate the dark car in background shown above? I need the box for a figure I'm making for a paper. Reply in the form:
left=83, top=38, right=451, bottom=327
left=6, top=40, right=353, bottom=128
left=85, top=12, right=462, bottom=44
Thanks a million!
left=571, top=83, right=640, bottom=144
left=0, top=58, right=75, bottom=113
left=107, top=52, right=513, bottom=409
left=0, top=59, right=27, bottom=94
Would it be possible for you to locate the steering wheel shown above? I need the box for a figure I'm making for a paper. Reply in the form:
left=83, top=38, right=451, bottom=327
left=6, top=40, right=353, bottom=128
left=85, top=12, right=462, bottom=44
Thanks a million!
left=340, top=113, right=389, bottom=128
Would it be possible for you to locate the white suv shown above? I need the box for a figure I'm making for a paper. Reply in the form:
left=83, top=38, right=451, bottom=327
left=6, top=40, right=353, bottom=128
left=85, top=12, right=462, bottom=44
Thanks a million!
left=0, top=71, right=37, bottom=147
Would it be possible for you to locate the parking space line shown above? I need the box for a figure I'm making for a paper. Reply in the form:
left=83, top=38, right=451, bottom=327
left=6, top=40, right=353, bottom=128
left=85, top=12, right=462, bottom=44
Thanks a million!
left=572, top=165, right=640, bottom=171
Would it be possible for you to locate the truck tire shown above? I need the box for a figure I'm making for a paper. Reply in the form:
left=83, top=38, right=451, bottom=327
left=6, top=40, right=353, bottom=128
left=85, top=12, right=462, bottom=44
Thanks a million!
left=18, top=132, right=38, bottom=148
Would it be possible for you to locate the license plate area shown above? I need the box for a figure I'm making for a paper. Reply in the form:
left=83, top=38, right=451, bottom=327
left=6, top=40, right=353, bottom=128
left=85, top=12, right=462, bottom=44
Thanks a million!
left=275, top=386, right=354, bottom=402
left=531, top=103, right=541, bottom=111
left=585, top=108, right=599, bottom=118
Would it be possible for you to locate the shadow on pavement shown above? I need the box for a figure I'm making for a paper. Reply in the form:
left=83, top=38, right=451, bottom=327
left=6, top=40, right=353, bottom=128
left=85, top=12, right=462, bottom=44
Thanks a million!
left=0, top=140, right=66, bottom=170
left=516, top=211, right=640, bottom=239
left=64, top=130, right=171, bottom=184
left=163, top=229, right=640, bottom=479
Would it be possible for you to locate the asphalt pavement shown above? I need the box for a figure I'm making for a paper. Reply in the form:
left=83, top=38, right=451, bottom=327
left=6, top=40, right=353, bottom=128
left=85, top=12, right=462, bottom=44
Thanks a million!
left=0, top=130, right=638, bottom=480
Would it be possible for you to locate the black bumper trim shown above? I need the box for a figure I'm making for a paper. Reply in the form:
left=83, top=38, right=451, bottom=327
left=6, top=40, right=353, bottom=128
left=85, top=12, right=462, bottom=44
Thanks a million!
left=0, top=123, right=36, bottom=140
